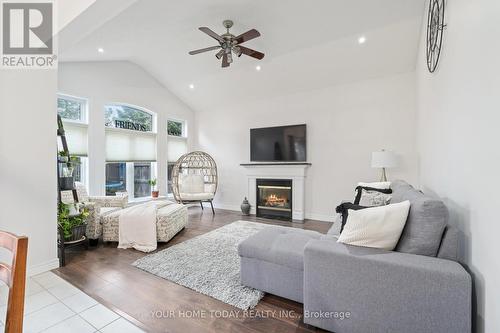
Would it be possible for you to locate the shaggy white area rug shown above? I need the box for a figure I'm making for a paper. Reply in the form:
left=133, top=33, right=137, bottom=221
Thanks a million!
left=132, top=220, right=268, bottom=310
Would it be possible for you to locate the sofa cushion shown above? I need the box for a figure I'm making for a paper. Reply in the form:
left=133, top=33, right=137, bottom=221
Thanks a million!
left=391, top=180, right=448, bottom=257
left=238, top=227, right=322, bottom=270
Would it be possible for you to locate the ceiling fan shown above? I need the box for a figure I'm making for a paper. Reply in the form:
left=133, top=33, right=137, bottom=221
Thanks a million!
left=188, top=20, right=264, bottom=68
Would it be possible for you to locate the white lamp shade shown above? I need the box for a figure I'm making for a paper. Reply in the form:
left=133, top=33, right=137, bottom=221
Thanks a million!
left=371, top=151, right=398, bottom=168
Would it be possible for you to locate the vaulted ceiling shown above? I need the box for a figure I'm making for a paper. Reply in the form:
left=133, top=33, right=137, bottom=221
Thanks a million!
left=60, top=0, right=426, bottom=112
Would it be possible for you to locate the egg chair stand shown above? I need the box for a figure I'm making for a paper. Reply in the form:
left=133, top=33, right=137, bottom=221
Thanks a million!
left=172, top=151, right=218, bottom=215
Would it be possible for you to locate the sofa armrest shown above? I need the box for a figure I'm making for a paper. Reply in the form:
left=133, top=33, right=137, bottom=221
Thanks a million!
left=89, top=194, right=128, bottom=208
left=303, top=239, right=471, bottom=333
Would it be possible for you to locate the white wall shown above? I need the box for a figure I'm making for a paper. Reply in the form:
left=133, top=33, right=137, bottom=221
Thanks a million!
left=0, top=0, right=133, bottom=277
left=58, top=61, right=195, bottom=196
left=195, top=72, right=418, bottom=221
left=0, top=69, right=59, bottom=274
left=416, top=0, right=500, bottom=332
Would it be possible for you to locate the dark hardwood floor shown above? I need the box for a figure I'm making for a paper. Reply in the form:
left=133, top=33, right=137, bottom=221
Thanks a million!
left=54, top=208, right=332, bottom=333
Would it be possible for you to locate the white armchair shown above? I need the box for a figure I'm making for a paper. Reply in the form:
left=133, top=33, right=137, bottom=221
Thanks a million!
left=61, top=182, right=128, bottom=241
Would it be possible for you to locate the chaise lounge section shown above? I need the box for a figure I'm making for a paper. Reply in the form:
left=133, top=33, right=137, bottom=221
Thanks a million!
left=238, top=180, right=471, bottom=333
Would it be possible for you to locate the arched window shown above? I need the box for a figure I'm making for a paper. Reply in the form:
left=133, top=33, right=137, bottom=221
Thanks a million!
left=104, top=104, right=157, bottom=200
left=104, top=104, right=154, bottom=132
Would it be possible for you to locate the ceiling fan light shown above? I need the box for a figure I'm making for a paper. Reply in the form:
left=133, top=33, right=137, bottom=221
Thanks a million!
left=227, top=52, right=233, bottom=63
left=232, top=46, right=242, bottom=57
left=215, top=49, right=225, bottom=59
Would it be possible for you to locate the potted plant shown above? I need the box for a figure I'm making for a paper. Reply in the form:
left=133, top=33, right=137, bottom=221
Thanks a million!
left=58, top=203, right=89, bottom=243
left=149, top=178, right=159, bottom=198
left=58, top=150, right=69, bottom=163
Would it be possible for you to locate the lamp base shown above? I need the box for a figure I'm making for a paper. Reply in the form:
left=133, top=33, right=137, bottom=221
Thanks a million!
left=379, top=168, right=387, bottom=182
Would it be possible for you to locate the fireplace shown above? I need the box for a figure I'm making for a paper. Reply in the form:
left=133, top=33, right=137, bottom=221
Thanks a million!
left=256, top=179, right=292, bottom=220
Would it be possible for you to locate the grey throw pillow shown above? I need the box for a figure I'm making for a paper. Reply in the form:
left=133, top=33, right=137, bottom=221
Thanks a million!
left=391, top=180, right=448, bottom=257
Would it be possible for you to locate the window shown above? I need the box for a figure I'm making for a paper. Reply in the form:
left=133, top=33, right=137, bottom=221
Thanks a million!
left=167, top=163, right=175, bottom=194
left=105, top=104, right=154, bottom=132
left=134, top=162, right=152, bottom=198
left=72, top=156, right=88, bottom=188
left=106, top=163, right=127, bottom=196
left=104, top=104, right=157, bottom=200
left=58, top=95, right=87, bottom=123
left=57, top=94, right=89, bottom=189
left=167, top=120, right=184, bottom=137
left=167, top=119, right=188, bottom=194
left=106, top=162, right=156, bottom=198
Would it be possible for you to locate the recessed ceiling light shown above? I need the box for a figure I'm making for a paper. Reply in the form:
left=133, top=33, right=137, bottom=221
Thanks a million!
left=255, top=65, right=261, bottom=71
left=358, top=36, right=366, bottom=44
left=189, top=84, right=195, bottom=90
left=97, top=47, right=104, bottom=53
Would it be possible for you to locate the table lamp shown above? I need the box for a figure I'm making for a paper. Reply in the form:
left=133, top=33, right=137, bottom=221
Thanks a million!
left=371, top=150, right=398, bottom=182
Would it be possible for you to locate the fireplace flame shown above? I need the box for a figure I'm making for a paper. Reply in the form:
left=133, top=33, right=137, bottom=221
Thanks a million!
left=265, top=194, right=287, bottom=207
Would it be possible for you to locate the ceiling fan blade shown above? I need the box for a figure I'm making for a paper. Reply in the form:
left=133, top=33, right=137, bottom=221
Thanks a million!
left=199, top=27, right=224, bottom=43
left=235, top=29, right=261, bottom=44
left=222, top=53, right=230, bottom=68
left=239, top=46, right=265, bottom=60
left=188, top=46, right=221, bottom=55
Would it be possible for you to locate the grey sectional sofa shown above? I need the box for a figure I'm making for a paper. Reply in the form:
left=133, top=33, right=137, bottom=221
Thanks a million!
left=238, top=180, right=471, bottom=333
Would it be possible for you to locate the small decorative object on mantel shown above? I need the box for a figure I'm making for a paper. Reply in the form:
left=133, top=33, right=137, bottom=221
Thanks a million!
left=426, top=0, right=446, bottom=73
left=149, top=178, right=159, bottom=198
left=241, top=197, right=251, bottom=215
left=371, top=150, right=398, bottom=182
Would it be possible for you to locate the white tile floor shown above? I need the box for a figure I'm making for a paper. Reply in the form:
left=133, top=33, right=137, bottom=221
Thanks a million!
left=0, top=271, right=145, bottom=333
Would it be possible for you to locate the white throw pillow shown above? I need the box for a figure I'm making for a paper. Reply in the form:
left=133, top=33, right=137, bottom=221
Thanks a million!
left=337, top=200, right=410, bottom=250
left=357, top=181, right=391, bottom=189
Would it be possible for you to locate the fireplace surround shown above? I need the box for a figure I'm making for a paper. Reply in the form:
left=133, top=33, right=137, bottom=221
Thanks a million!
left=241, top=163, right=310, bottom=222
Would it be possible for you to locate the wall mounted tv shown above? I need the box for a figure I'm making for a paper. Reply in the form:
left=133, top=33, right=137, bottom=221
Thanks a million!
left=250, top=124, right=306, bottom=162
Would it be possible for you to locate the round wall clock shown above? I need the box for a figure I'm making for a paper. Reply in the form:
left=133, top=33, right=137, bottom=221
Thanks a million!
left=426, top=0, right=446, bottom=73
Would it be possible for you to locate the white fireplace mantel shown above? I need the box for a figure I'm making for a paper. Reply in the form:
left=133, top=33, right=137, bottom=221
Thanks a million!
left=240, top=163, right=311, bottom=222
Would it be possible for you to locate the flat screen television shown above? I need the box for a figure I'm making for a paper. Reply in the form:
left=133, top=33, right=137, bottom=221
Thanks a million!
left=250, top=124, right=306, bottom=162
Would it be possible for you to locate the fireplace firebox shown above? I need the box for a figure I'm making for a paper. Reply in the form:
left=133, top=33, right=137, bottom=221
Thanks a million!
left=256, top=179, right=292, bottom=220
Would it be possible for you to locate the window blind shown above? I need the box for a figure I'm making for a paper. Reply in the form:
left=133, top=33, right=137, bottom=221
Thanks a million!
left=105, top=128, right=157, bottom=162
left=59, top=122, right=88, bottom=156
left=167, top=136, right=188, bottom=162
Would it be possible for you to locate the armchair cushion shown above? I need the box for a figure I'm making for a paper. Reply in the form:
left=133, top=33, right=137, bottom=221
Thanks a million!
left=179, top=174, right=205, bottom=194
left=179, top=192, right=214, bottom=201
left=88, top=194, right=128, bottom=209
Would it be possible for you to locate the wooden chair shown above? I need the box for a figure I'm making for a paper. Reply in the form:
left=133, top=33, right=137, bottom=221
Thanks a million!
left=0, top=231, right=28, bottom=333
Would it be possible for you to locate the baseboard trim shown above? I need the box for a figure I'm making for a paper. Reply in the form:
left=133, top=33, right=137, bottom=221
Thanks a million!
left=28, top=258, right=59, bottom=276
left=305, top=213, right=335, bottom=223
left=212, top=202, right=333, bottom=223
left=212, top=203, right=241, bottom=212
